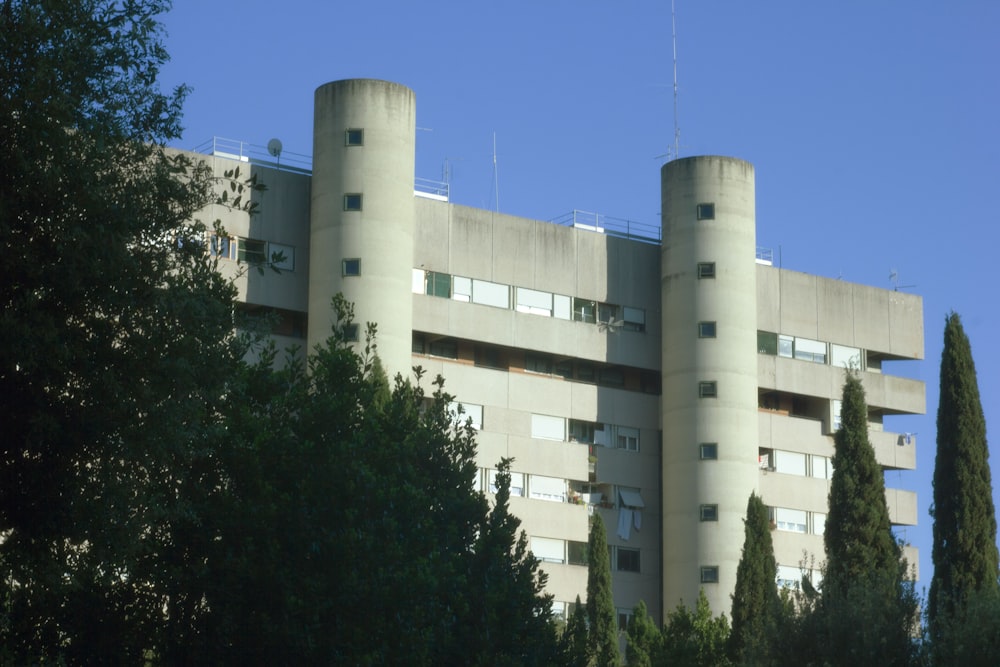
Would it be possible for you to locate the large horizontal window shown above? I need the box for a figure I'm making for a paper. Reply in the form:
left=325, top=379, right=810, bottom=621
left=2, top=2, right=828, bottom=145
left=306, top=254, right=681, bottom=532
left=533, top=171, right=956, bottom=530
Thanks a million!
left=488, top=469, right=524, bottom=496
left=774, top=507, right=807, bottom=533
left=531, top=414, right=565, bottom=441
left=529, top=475, right=566, bottom=503
left=447, top=401, right=483, bottom=430
left=773, top=450, right=807, bottom=476
left=516, top=287, right=554, bottom=316
left=530, top=536, right=565, bottom=564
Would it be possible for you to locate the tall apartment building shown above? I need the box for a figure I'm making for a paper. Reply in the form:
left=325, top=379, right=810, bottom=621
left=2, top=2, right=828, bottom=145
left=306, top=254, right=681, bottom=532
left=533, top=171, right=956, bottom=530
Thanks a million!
left=198, top=78, right=924, bottom=623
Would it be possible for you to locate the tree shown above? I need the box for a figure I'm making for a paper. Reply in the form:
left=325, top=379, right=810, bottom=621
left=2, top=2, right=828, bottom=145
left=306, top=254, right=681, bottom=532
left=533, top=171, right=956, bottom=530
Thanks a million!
left=625, top=600, right=662, bottom=667
left=729, top=492, right=781, bottom=665
left=824, top=371, right=900, bottom=594
left=587, top=512, right=620, bottom=666
left=561, top=595, right=590, bottom=667
left=0, top=0, right=244, bottom=661
left=928, top=312, right=999, bottom=636
left=195, top=299, right=560, bottom=664
left=812, top=371, right=919, bottom=667
left=660, top=589, right=732, bottom=667
left=463, top=457, right=557, bottom=666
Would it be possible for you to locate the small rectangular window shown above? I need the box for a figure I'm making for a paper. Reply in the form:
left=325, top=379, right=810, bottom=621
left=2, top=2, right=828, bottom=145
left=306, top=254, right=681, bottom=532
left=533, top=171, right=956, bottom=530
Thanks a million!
left=699, top=443, right=718, bottom=460
left=697, top=203, right=715, bottom=220
left=343, top=193, right=363, bottom=211
left=597, top=367, right=625, bottom=388
left=342, top=258, right=361, bottom=276
left=573, top=298, right=596, bottom=323
left=700, top=504, right=719, bottom=522
left=616, top=426, right=640, bottom=452
left=623, top=306, right=646, bottom=332
left=700, top=566, right=720, bottom=584
left=698, top=321, right=717, bottom=338
left=428, top=338, right=458, bottom=359
left=697, top=262, right=716, bottom=279
left=345, top=128, right=364, bottom=146
left=425, top=271, right=451, bottom=297
left=343, top=323, right=359, bottom=342
left=210, top=235, right=234, bottom=259
left=568, top=541, right=589, bottom=566
left=616, top=547, right=640, bottom=573
left=475, top=345, right=504, bottom=370
left=411, top=333, right=426, bottom=354
left=699, top=381, right=718, bottom=398
left=757, top=330, right=778, bottom=355
left=237, top=238, right=267, bottom=264
left=525, top=352, right=554, bottom=375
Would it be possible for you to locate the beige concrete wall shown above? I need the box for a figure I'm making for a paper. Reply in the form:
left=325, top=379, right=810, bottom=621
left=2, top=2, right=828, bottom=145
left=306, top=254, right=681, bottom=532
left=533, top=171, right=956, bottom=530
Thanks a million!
left=757, top=266, right=924, bottom=360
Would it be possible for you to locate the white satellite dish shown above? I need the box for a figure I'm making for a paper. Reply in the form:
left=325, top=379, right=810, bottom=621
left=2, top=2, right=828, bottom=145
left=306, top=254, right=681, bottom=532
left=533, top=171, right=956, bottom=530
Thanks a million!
left=267, top=138, right=283, bottom=158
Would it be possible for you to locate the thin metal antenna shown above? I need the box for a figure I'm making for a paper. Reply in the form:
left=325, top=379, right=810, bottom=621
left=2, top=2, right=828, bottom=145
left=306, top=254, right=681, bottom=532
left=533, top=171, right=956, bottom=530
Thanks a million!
left=671, top=0, right=680, bottom=160
left=492, top=131, right=500, bottom=212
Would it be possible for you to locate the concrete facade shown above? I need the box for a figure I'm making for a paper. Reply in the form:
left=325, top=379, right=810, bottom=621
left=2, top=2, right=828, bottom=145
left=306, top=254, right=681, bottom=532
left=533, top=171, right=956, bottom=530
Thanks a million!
left=193, top=78, right=924, bottom=625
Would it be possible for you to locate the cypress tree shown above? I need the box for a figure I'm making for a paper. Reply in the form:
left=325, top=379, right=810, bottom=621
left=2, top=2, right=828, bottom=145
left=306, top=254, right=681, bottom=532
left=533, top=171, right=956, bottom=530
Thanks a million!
left=729, top=492, right=780, bottom=665
left=928, top=312, right=999, bottom=629
left=824, top=371, right=899, bottom=593
left=587, top=513, right=620, bottom=666
left=817, top=371, right=919, bottom=666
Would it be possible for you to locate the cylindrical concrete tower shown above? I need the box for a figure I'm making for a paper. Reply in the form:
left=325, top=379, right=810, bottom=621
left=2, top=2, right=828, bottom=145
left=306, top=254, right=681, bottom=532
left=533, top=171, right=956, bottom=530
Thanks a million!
left=660, top=156, right=759, bottom=616
left=309, top=79, right=416, bottom=379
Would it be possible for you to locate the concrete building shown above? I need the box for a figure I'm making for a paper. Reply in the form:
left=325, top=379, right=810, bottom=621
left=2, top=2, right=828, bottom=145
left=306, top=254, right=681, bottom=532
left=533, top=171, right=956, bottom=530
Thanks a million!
left=197, top=78, right=924, bottom=623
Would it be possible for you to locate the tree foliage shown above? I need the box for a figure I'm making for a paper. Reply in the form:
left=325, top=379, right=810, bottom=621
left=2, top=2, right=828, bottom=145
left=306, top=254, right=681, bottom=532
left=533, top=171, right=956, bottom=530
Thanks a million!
left=729, top=492, right=781, bottom=665
left=805, top=371, right=919, bottom=666
left=0, top=0, right=241, bottom=661
left=625, top=600, right=662, bottom=667
left=0, top=2, right=561, bottom=661
left=824, top=372, right=900, bottom=594
left=561, top=594, right=591, bottom=667
left=929, top=312, right=999, bottom=636
left=587, top=512, right=620, bottom=666
left=660, top=589, right=731, bottom=667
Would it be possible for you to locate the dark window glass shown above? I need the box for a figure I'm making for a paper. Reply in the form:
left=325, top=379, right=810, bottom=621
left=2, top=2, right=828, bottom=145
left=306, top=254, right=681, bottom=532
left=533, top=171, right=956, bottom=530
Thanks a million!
left=345, top=128, right=364, bottom=146
left=342, top=258, right=361, bottom=276
left=344, top=193, right=363, bottom=211
left=617, top=548, right=640, bottom=573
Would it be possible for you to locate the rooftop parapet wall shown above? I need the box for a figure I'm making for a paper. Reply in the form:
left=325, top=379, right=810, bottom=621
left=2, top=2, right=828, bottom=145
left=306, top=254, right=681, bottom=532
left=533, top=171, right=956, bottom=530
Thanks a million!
left=757, top=265, right=924, bottom=360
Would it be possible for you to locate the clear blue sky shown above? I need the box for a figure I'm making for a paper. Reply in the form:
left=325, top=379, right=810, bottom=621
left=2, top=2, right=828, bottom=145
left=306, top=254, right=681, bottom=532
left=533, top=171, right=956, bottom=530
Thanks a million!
left=161, top=0, right=999, bottom=591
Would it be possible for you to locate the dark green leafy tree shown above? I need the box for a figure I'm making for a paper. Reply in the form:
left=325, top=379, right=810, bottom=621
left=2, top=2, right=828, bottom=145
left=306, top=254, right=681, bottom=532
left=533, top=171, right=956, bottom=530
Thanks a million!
left=0, top=0, right=251, bottom=661
left=729, top=492, right=781, bottom=666
left=928, top=312, right=999, bottom=640
left=811, top=371, right=919, bottom=667
left=197, top=298, right=559, bottom=665
left=625, top=600, right=662, bottom=667
left=463, top=457, right=557, bottom=666
left=587, top=513, right=620, bottom=666
left=660, top=589, right=732, bottom=667
left=561, top=595, right=590, bottom=666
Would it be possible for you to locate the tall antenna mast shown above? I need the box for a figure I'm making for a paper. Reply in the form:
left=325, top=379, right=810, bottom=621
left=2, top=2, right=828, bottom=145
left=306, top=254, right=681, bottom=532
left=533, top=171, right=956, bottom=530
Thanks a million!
left=492, top=131, right=500, bottom=212
left=671, top=0, right=680, bottom=160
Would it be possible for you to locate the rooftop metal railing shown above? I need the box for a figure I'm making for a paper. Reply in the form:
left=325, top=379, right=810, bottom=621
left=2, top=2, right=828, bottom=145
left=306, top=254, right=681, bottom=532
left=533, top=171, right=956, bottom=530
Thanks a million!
left=548, top=210, right=662, bottom=244
left=193, top=137, right=313, bottom=174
